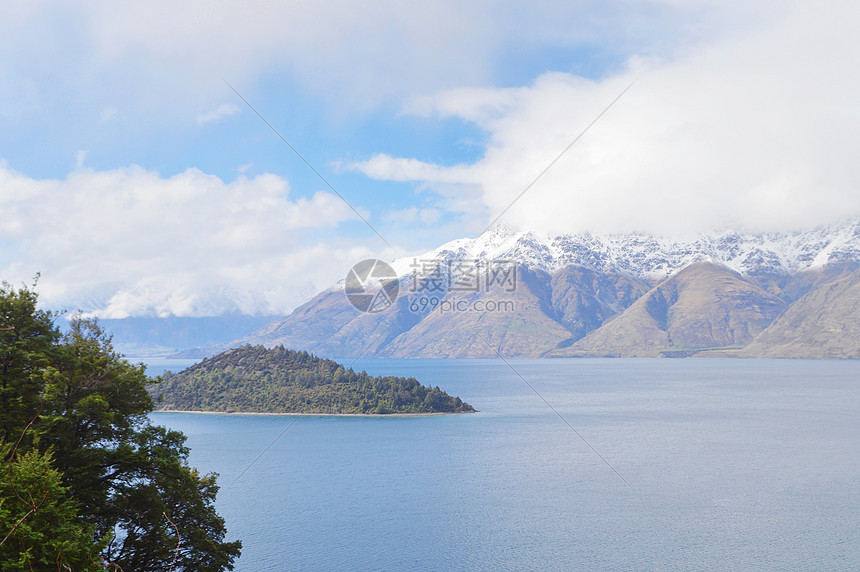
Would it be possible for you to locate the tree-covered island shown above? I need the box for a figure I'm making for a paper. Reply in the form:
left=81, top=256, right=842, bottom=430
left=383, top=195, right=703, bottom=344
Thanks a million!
left=152, top=345, right=476, bottom=415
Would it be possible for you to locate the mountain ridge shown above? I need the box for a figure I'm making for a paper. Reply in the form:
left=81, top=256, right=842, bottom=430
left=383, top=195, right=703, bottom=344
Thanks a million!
left=389, top=217, right=860, bottom=283
left=230, top=218, right=860, bottom=359
left=549, top=261, right=786, bottom=357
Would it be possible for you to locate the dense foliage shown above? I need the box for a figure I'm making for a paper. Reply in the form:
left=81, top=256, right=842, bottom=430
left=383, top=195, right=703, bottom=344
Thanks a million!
left=153, top=345, right=475, bottom=414
left=0, top=282, right=241, bottom=570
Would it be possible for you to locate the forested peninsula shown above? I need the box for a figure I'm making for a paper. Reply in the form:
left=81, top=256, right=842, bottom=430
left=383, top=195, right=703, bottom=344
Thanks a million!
left=151, top=345, right=475, bottom=415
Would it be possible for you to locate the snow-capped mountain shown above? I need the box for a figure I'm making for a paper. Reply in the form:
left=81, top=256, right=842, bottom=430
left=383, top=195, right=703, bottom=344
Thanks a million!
left=393, top=217, right=860, bottom=281
left=234, top=217, right=860, bottom=359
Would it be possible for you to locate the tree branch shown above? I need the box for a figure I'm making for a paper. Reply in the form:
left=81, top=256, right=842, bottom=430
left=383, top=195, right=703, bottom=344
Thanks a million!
left=163, top=511, right=182, bottom=571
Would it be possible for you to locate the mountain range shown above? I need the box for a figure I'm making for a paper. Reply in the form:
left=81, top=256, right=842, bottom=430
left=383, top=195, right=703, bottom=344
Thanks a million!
left=227, top=218, right=860, bottom=359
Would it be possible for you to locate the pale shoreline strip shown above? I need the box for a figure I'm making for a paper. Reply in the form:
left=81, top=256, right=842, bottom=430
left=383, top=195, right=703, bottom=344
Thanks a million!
left=151, top=409, right=475, bottom=417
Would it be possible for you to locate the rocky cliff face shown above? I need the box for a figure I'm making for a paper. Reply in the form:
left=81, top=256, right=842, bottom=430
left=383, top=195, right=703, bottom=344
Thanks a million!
left=232, top=218, right=860, bottom=358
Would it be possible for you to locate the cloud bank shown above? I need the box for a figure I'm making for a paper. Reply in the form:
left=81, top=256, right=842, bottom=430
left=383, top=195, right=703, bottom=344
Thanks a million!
left=352, top=2, right=860, bottom=235
left=0, top=164, right=377, bottom=317
left=4, top=1, right=858, bottom=319
left=0, top=0, right=716, bottom=125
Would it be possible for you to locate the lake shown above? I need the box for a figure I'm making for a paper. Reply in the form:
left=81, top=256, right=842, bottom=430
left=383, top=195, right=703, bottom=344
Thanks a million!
left=148, top=358, right=860, bottom=571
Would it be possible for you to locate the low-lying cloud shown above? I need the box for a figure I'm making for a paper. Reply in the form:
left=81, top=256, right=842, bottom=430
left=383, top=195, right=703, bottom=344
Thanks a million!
left=0, top=164, right=376, bottom=317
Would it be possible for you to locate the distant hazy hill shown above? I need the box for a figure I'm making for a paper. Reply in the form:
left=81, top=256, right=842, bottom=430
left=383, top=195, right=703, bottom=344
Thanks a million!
left=151, top=345, right=475, bottom=414
left=66, top=315, right=280, bottom=357
left=227, top=219, right=860, bottom=359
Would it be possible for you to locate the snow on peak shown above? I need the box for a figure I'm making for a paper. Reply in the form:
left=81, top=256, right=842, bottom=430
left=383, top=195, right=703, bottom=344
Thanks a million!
left=392, top=218, right=860, bottom=280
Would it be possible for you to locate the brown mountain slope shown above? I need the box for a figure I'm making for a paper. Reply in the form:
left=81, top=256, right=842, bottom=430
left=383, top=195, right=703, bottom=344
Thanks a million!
left=549, top=266, right=652, bottom=344
left=379, top=268, right=573, bottom=357
left=551, top=261, right=786, bottom=357
left=738, top=268, right=860, bottom=358
left=227, top=261, right=860, bottom=360
left=229, top=265, right=651, bottom=358
left=780, top=261, right=860, bottom=302
left=231, top=286, right=432, bottom=358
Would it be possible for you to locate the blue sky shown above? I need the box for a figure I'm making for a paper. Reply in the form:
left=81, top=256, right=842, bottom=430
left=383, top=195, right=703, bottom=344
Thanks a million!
left=2, top=1, right=860, bottom=317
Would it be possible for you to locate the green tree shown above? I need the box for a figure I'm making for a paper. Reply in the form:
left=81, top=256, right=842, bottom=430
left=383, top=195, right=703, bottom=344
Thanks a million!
left=0, top=279, right=59, bottom=444
left=0, top=281, right=241, bottom=570
left=0, top=444, right=105, bottom=571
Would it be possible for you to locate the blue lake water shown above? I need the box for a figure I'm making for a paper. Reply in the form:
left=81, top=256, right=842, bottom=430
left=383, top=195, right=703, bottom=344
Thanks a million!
left=148, top=359, right=860, bottom=571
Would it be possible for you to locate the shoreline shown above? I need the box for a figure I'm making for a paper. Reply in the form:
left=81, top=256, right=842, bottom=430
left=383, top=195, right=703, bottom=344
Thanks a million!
left=151, top=409, right=475, bottom=418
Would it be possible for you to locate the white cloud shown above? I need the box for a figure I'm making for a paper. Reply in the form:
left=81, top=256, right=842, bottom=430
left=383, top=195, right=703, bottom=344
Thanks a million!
left=6, top=0, right=859, bottom=318
left=74, top=150, right=88, bottom=169
left=0, top=164, right=386, bottom=317
left=0, top=0, right=716, bottom=122
left=99, top=106, right=118, bottom=122
left=383, top=206, right=442, bottom=225
left=196, top=103, right=241, bottom=125
left=355, top=155, right=468, bottom=184
left=351, top=2, right=860, bottom=235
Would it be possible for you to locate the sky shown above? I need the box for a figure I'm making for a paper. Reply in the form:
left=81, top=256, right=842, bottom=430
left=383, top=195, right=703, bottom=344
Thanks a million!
left=2, top=0, right=860, bottom=318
